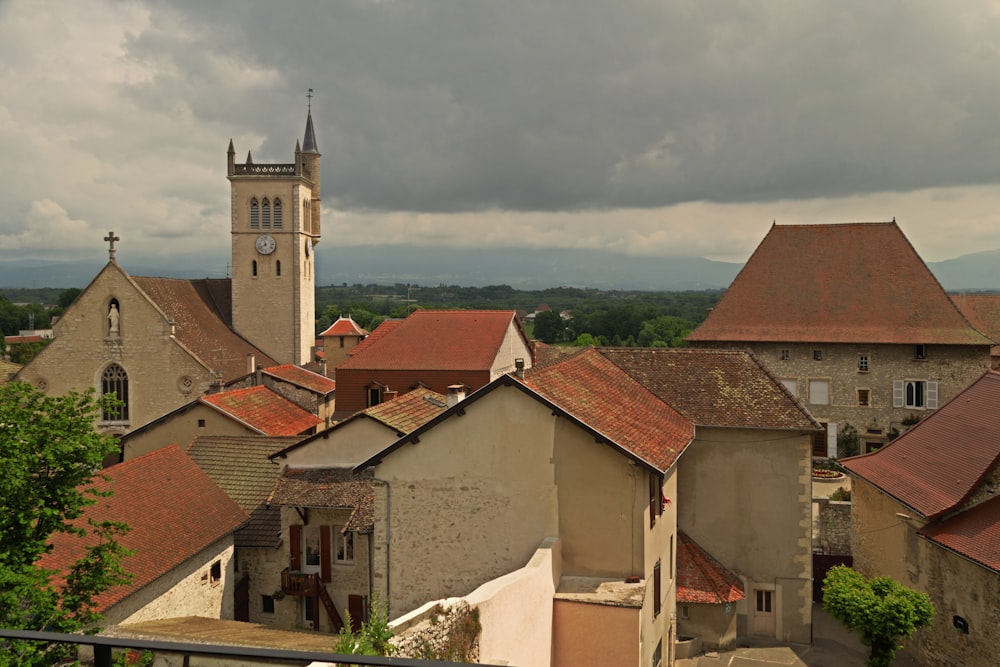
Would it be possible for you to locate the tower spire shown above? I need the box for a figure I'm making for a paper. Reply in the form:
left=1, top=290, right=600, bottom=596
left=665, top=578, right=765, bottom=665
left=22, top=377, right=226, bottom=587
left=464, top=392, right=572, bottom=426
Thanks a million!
left=303, top=88, right=319, bottom=154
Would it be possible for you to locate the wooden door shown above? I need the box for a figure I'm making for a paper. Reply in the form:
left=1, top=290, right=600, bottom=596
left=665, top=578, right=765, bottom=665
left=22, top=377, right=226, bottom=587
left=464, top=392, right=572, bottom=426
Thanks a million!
left=753, top=588, right=775, bottom=637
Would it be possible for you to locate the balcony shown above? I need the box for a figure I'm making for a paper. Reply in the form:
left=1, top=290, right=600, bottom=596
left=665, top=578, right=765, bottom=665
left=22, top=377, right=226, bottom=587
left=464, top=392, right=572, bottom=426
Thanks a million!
left=280, top=568, right=319, bottom=596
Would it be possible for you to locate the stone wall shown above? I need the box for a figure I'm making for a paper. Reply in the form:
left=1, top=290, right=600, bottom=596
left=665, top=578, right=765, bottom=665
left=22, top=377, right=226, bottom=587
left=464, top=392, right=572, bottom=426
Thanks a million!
left=391, top=600, right=481, bottom=662
left=814, top=499, right=852, bottom=556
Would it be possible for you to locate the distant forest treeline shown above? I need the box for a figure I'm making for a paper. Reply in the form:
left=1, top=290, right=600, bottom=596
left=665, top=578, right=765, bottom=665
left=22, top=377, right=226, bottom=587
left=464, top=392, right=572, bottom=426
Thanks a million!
left=2, top=284, right=724, bottom=350
left=316, top=283, right=724, bottom=347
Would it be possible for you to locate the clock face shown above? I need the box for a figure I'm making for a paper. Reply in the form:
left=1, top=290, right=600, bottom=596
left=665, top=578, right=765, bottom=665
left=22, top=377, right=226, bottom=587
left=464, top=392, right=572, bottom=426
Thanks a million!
left=255, top=234, right=276, bottom=255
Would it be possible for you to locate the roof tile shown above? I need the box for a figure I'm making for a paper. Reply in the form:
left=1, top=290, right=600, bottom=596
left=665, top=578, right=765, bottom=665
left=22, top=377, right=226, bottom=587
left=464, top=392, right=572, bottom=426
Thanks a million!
left=688, top=222, right=992, bottom=345
left=677, top=531, right=746, bottom=604
left=263, top=364, right=336, bottom=395
left=268, top=468, right=375, bottom=531
left=200, top=385, right=321, bottom=436
left=38, top=445, right=248, bottom=612
left=920, top=495, right=1000, bottom=572
left=842, top=371, right=1000, bottom=518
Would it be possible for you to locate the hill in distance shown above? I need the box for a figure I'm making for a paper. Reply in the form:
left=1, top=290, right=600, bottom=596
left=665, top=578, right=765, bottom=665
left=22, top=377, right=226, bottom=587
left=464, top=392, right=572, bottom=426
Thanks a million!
left=0, top=245, right=997, bottom=292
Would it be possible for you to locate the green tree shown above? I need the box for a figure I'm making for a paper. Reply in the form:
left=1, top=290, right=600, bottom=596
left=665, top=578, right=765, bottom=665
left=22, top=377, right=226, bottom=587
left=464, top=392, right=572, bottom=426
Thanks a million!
left=823, top=565, right=933, bottom=667
left=636, top=315, right=695, bottom=348
left=0, top=382, right=132, bottom=665
left=333, top=593, right=396, bottom=660
left=533, top=311, right=565, bottom=344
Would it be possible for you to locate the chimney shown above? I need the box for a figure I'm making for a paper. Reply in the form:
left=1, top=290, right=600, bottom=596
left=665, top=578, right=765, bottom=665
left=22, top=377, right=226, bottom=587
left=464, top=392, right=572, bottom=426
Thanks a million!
left=447, top=385, right=466, bottom=408
left=255, top=364, right=264, bottom=387
left=247, top=353, right=256, bottom=376
left=514, top=358, right=525, bottom=379
left=208, top=370, right=224, bottom=394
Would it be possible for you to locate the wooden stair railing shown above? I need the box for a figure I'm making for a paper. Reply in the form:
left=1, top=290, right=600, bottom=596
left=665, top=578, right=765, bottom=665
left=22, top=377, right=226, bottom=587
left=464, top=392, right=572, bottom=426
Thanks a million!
left=317, top=584, right=344, bottom=633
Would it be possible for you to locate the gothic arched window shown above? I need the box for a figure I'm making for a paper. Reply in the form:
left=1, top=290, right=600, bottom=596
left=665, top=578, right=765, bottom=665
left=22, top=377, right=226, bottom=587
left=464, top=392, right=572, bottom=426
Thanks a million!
left=250, top=198, right=260, bottom=229
left=273, top=198, right=282, bottom=228
left=101, top=363, right=129, bottom=421
left=262, top=198, right=271, bottom=229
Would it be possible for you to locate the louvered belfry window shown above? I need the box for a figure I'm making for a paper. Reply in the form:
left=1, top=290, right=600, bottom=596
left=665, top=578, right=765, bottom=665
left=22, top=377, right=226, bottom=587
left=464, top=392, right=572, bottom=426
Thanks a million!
left=250, top=198, right=260, bottom=229
left=273, top=198, right=282, bottom=228
left=262, top=198, right=271, bottom=229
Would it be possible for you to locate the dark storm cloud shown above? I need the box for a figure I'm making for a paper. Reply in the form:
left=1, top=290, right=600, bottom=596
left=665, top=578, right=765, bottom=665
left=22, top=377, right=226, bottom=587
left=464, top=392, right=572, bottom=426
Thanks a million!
left=125, top=1, right=1000, bottom=213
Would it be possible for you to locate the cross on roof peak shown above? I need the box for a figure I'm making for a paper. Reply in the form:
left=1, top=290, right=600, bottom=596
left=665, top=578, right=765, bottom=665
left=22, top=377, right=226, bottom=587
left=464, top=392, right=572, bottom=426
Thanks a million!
left=104, top=231, right=120, bottom=260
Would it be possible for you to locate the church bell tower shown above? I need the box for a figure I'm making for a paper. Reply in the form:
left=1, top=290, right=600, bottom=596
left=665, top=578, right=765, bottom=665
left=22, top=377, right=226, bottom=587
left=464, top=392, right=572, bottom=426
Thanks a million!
left=228, top=101, right=321, bottom=366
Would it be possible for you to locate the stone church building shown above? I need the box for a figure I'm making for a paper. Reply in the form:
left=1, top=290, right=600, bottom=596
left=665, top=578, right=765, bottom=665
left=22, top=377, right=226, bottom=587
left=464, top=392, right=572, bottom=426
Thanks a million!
left=16, top=109, right=322, bottom=443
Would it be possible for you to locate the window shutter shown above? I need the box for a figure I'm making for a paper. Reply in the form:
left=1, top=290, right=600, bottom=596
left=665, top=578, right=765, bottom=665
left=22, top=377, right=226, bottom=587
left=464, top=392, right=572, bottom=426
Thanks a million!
left=289, top=524, right=302, bottom=571
left=926, top=382, right=939, bottom=409
left=320, top=525, right=332, bottom=583
left=893, top=380, right=904, bottom=408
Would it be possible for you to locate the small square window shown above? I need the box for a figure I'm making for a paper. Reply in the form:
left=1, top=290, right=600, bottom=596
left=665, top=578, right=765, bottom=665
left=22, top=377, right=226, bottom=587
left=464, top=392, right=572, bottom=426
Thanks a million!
left=780, top=349, right=790, bottom=361
left=262, top=595, right=275, bottom=614
left=857, top=389, right=870, bottom=406
left=813, top=349, right=823, bottom=361
left=858, top=355, right=869, bottom=372
left=680, top=605, right=689, bottom=620
left=210, top=560, right=221, bottom=584
left=198, top=419, right=206, bottom=428
left=914, top=344, right=927, bottom=360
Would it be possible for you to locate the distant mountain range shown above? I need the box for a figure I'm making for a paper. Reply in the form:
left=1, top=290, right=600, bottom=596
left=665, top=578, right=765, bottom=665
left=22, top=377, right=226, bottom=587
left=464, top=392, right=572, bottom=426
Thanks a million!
left=1, top=245, right=998, bottom=292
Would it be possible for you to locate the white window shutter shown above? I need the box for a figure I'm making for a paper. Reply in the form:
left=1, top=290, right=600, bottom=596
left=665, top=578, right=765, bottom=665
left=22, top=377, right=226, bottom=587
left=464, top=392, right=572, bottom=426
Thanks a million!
left=926, top=382, right=938, bottom=409
left=893, top=380, right=904, bottom=408
left=827, top=422, right=838, bottom=458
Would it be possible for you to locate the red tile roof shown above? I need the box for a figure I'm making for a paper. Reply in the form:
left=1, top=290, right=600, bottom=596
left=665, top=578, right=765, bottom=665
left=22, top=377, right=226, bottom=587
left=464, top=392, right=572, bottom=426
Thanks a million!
left=200, top=385, right=321, bottom=436
left=346, top=319, right=403, bottom=357
left=132, top=277, right=278, bottom=380
left=920, top=495, right=1000, bottom=572
left=688, top=222, right=992, bottom=345
left=677, top=531, right=745, bottom=604
left=525, top=348, right=693, bottom=472
left=337, top=310, right=526, bottom=371
left=4, top=335, right=44, bottom=344
left=363, top=388, right=449, bottom=433
left=842, top=371, right=1000, bottom=518
left=599, top=348, right=819, bottom=431
left=319, top=315, right=369, bottom=337
left=37, top=445, right=248, bottom=612
left=263, top=364, right=336, bottom=395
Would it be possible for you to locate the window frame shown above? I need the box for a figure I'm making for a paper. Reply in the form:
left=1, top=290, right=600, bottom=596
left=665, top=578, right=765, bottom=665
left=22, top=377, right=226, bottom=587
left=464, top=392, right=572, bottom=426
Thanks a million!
left=780, top=349, right=790, bottom=361
left=100, top=363, right=130, bottom=422
left=858, top=354, right=869, bottom=372
left=334, top=526, right=355, bottom=564
left=857, top=388, right=870, bottom=407
left=812, top=349, right=823, bottom=361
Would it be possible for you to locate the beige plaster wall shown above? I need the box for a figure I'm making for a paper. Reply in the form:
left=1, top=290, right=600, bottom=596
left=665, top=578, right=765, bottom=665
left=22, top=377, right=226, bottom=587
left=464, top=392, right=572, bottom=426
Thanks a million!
left=104, top=537, right=236, bottom=626
left=678, top=603, right=738, bottom=651
left=678, top=426, right=812, bottom=643
left=489, top=321, right=533, bottom=380
left=123, top=403, right=257, bottom=461
left=17, top=264, right=214, bottom=434
left=370, top=384, right=560, bottom=618
left=552, top=600, right=639, bottom=667
left=279, top=417, right=398, bottom=468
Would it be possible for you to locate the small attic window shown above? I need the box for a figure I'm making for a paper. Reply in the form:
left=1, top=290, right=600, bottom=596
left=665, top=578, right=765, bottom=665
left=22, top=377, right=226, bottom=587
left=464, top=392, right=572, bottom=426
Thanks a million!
left=914, top=344, right=927, bottom=360
left=813, top=349, right=823, bottom=361
left=210, top=560, right=222, bottom=584
left=780, top=349, right=790, bottom=361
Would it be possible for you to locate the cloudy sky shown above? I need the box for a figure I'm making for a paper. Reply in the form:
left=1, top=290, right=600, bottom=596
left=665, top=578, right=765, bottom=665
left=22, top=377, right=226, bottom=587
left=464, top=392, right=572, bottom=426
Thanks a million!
left=3, top=0, right=1000, bottom=278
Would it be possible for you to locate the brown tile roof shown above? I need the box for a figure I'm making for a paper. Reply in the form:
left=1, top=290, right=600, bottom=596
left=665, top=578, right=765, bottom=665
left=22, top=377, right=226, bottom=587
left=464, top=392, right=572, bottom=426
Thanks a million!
left=268, top=468, right=375, bottom=532
left=598, top=348, right=820, bottom=431
left=531, top=342, right=588, bottom=370
left=676, top=531, right=745, bottom=604
left=363, top=388, right=449, bottom=433
left=263, top=364, right=336, bottom=395
left=200, top=385, right=321, bottom=436
left=919, top=495, right=1000, bottom=572
left=319, top=315, right=369, bottom=337
left=187, top=435, right=302, bottom=548
left=952, top=293, right=1000, bottom=356
left=132, top=277, right=277, bottom=381
left=688, top=222, right=992, bottom=345
left=37, top=445, right=248, bottom=612
left=337, top=310, right=526, bottom=371
left=842, top=371, right=1000, bottom=518
left=0, top=359, right=22, bottom=384
left=525, top=348, right=693, bottom=472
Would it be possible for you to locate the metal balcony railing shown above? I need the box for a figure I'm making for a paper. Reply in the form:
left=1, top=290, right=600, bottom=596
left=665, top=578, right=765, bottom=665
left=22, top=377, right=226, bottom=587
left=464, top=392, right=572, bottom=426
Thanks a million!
left=0, top=628, right=509, bottom=667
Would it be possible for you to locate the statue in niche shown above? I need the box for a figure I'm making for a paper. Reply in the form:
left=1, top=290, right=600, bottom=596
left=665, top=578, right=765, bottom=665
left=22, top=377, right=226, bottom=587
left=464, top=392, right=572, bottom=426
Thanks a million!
left=108, top=303, right=120, bottom=336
